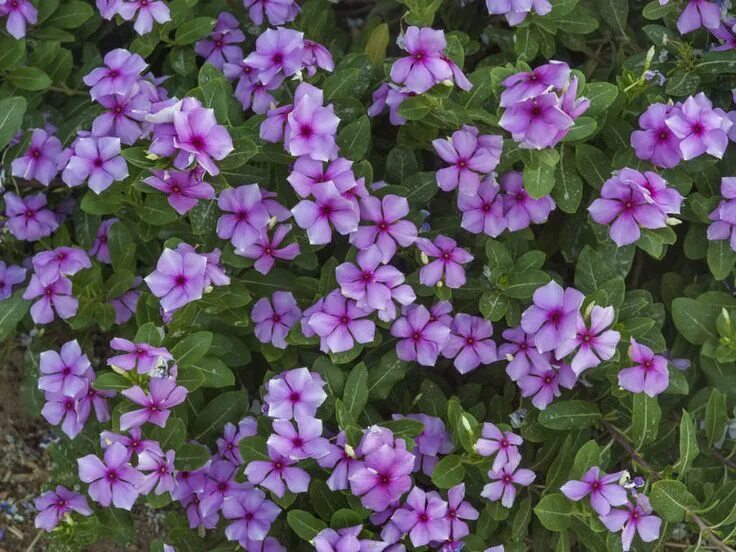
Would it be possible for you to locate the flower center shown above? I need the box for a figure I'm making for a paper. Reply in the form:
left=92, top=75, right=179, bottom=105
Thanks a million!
left=93, top=158, right=104, bottom=168
left=175, top=275, right=187, bottom=286
left=300, top=125, right=314, bottom=138
left=289, top=391, right=300, bottom=403
left=412, top=332, right=421, bottom=342
left=191, top=136, right=205, bottom=150
left=378, top=222, right=388, bottom=231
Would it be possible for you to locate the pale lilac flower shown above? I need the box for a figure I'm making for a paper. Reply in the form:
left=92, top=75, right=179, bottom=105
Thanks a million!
left=442, top=314, right=497, bottom=374
left=390, top=26, right=452, bottom=94
left=302, top=39, right=334, bottom=77
left=222, top=488, right=281, bottom=543
left=308, top=290, right=376, bottom=353
left=368, top=83, right=413, bottom=126
left=555, top=306, right=621, bottom=376
left=391, top=304, right=451, bottom=366
left=118, top=0, right=170, bottom=34
left=475, top=423, right=522, bottom=472
left=89, top=219, right=116, bottom=264
left=292, top=182, right=359, bottom=245
left=521, top=281, right=584, bottom=353
left=618, top=338, right=669, bottom=397
left=224, top=60, right=281, bottom=113
left=111, top=280, right=141, bottom=324
left=245, top=27, right=304, bottom=84
left=267, top=417, right=328, bottom=460
left=245, top=448, right=310, bottom=497
left=286, top=91, right=340, bottom=162
left=561, top=467, right=628, bottom=516
left=518, top=362, right=577, bottom=409
left=83, top=49, right=147, bottom=100
left=392, top=487, right=450, bottom=547
left=194, top=12, right=244, bottom=69
left=630, top=170, right=684, bottom=216
left=499, top=93, right=573, bottom=149
left=217, top=184, right=270, bottom=252
left=417, top=235, right=474, bottom=289
left=77, top=378, right=115, bottom=424
left=144, top=169, right=215, bottom=215
left=457, top=176, right=506, bottom=236
left=677, top=0, right=720, bottom=33
left=400, top=414, right=453, bottom=475
left=432, top=128, right=497, bottom=195
left=34, top=486, right=92, bottom=531
left=217, top=417, right=257, bottom=465
left=38, top=340, right=90, bottom=398
left=665, top=93, right=731, bottom=160
left=176, top=246, right=227, bottom=287
left=486, top=0, right=551, bottom=25
left=336, top=246, right=407, bottom=312
left=243, top=0, right=299, bottom=26
left=631, top=103, right=683, bottom=168
left=23, top=275, right=78, bottom=324
left=480, top=456, right=535, bottom=508
left=349, top=443, right=415, bottom=512
left=313, top=525, right=385, bottom=552
left=0, top=262, right=26, bottom=300
left=500, top=61, right=570, bottom=108
left=708, top=177, right=736, bottom=250
left=0, top=0, right=37, bottom=38
left=92, top=88, right=151, bottom=145
left=138, top=449, right=176, bottom=495
left=200, top=460, right=250, bottom=515
left=600, top=495, right=662, bottom=552
left=444, top=484, right=479, bottom=541
left=350, top=194, right=418, bottom=263
left=240, top=224, right=300, bottom=274
left=252, top=291, right=302, bottom=349
left=429, top=301, right=454, bottom=327
left=173, top=106, right=234, bottom=175
left=108, top=338, right=172, bottom=374
left=317, top=432, right=360, bottom=491
left=61, top=137, right=129, bottom=194
left=144, top=247, right=207, bottom=313
left=4, top=192, right=59, bottom=241
left=500, top=171, right=556, bottom=231
left=41, top=392, right=86, bottom=438
left=119, top=377, right=188, bottom=430
left=32, top=247, right=91, bottom=285
left=11, top=129, right=62, bottom=185
left=287, top=157, right=357, bottom=198
left=100, top=427, right=161, bottom=458
left=263, top=367, right=327, bottom=420
left=77, top=442, right=143, bottom=510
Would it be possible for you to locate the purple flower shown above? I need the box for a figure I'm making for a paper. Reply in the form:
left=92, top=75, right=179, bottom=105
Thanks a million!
left=217, top=184, right=271, bottom=251
left=390, top=26, right=452, bottom=94
left=41, top=392, right=87, bottom=438
left=336, top=246, right=407, bottom=313
left=224, top=60, right=281, bottom=113
left=267, top=416, right=328, bottom=460
left=32, top=247, right=91, bottom=286
left=138, top=449, right=176, bottom=495
left=307, top=290, right=376, bottom=353
left=240, top=224, right=300, bottom=274
left=500, top=327, right=551, bottom=381
left=243, top=0, right=299, bottom=26
left=500, top=171, right=555, bottom=231
left=677, top=0, right=720, bottom=33
left=194, top=12, right=244, bottom=69
left=119, top=377, right=188, bottom=430
left=4, top=192, right=59, bottom=241
left=90, top=218, right=116, bottom=264
left=0, top=262, right=26, bottom=300
left=0, top=0, right=37, bottom=38
left=118, top=0, right=171, bottom=34
left=475, top=423, right=522, bottom=472
left=200, top=460, right=250, bottom=515
left=708, top=177, right=736, bottom=250
left=61, top=136, right=129, bottom=194
left=633, top=170, right=684, bottom=216
left=34, top=486, right=92, bottom=532
left=217, top=417, right=257, bottom=465
left=631, top=103, right=683, bottom=168
left=108, top=338, right=172, bottom=374
left=244, top=448, right=310, bottom=497
left=521, top=281, right=584, bottom=353
left=38, top=340, right=90, bottom=398
left=457, top=176, right=506, bottom=236
left=391, top=304, right=451, bottom=366
left=433, top=128, right=498, bottom=195
left=349, top=443, right=415, bottom=511
left=144, top=247, right=208, bottom=313
left=368, top=83, right=413, bottom=126
left=518, top=362, right=577, bottom=409
left=486, top=0, right=551, bottom=25
left=600, top=495, right=662, bottom=552
left=77, top=442, right=143, bottom=510
left=480, top=457, right=535, bottom=508
left=144, top=168, right=215, bottom=215
left=100, top=427, right=161, bottom=458
left=399, top=414, right=453, bottom=476
left=444, top=484, right=479, bottom=541
left=350, top=194, right=418, bottom=263
left=561, top=467, right=628, bottom=516
left=222, top=488, right=281, bottom=543
left=252, top=291, right=302, bottom=349
left=317, top=432, right=360, bottom=491
left=263, top=367, right=327, bottom=420
left=302, top=39, right=334, bottom=77
left=11, top=129, right=62, bottom=185
left=618, top=338, right=669, bottom=397
left=555, top=306, right=621, bottom=376
left=83, top=49, right=147, bottom=101
left=392, top=487, right=450, bottom=547
left=245, top=27, right=304, bottom=84
left=588, top=169, right=668, bottom=247
left=23, top=274, right=78, bottom=324
left=286, top=91, right=340, bottom=162
left=500, top=61, right=570, bottom=108
left=77, top=378, right=114, bottom=423
left=111, top=281, right=141, bottom=325
left=314, top=525, right=385, bottom=552
left=442, top=314, right=497, bottom=374
left=173, top=106, right=234, bottom=175
left=287, top=157, right=356, bottom=198
left=417, top=235, right=474, bottom=289
left=499, top=93, right=573, bottom=150
left=92, top=87, right=150, bottom=145
left=665, top=93, right=731, bottom=160
left=292, top=183, right=359, bottom=245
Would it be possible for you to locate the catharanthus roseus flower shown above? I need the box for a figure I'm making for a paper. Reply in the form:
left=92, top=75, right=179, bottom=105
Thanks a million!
left=396, top=413, right=453, bottom=475
left=486, top=0, right=551, bottom=25
left=239, top=224, right=300, bottom=274
left=32, top=247, right=90, bottom=285
left=417, top=235, right=474, bottom=289
left=100, top=427, right=161, bottom=458
left=244, top=447, right=310, bottom=497
left=119, top=377, right=188, bottom=430
left=263, top=367, right=327, bottom=420
left=475, top=423, right=523, bottom=472
left=292, top=182, right=359, bottom=245
left=89, top=218, right=116, bottom=264
left=676, top=0, right=720, bottom=34
left=137, top=449, right=176, bottom=495
left=11, top=129, right=62, bottom=185
left=561, top=466, right=628, bottom=516
left=499, top=92, right=573, bottom=150
left=194, top=12, right=244, bottom=69
left=390, top=26, right=453, bottom=94
left=391, top=487, right=450, bottom=547
left=518, top=361, right=577, bottom=409
left=618, top=338, right=669, bottom=397
left=336, top=245, right=408, bottom=313
left=267, top=416, right=329, bottom=460
left=199, top=460, right=251, bottom=515
left=144, top=168, right=215, bottom=215
left=110, top=279, right=141, bottom=325
left=631, top=103, right=683, bottom=168
left=500, top=171, right=556, bottom=231
left=224, top=59, right=281, bottom=113
left=307, top=290, right=376, bottom=353
left=217, top=184, right=271, bottom=251
left=216, top=417, right=257, bottom=465
left=501, top=327, right=551, bottom=381
left=0, top=0, right=37, bottom=38
left=444, top=483, right=479, bottom=540
left=600, top=495, right=662, bottom=552
left=432, top=127, right=498, bottom=195
left=222, top=488, right=281, bottom=544
left=442, top=314, right=498, bottom=374
left=77, top=442, right=144, bottom=510
left=665, top=93, right=732, bottom=160
left=4, top=192, right=59, bottom=242
left=0, top=261, right=26, bottom=300
left=500, top=61, right=570, bottom=108
left=708, top=177, right=736, bottom=250
left=313, top=525, right=385, bottom=552
left=83, top=48, right=147, bottom=100
left=173, top=106, right=234, bottom=175
left=41, top=392, right=87, bottom=438
left=368, top=82, right=413, bottom=126
left=349, top=442, right=415, bottom=511
left=107, top=338, right=172, bottom=374
left=302, top=39, right=334, bottom=77
left=23, top=274, right=79, bottom=324
left=520, top=280, right=584, bottom=353
left=245, top=27, right=305, bottom=84
left=251, top=291, right=302, bottom=349
left=350, top=194, right=418, bottom=263
left=34, top=486, right=92, bottom=532
left=118, top=0, right=171, bottom=35
left=317, top=432, right=359, bottom=491
left=287, top=156, right=357, bottom=198
left=480, top=456, right=535, bottom=508
left=61, top=136, right=129, bottom=194
left=555, top=305, right=621, bottom=376
left=243, top=0, right=300, bottom=26
left=38, top=340, right=91, bottom=398
left=144, top=247, right=208, bottom=313
left=285, top=89, right=340, bottom=161
left=457, top=176, right=506, bottom=237
left=391, top=304, right=451, bottom=366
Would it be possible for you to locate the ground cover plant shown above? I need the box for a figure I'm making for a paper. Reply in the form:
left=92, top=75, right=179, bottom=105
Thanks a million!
left=4, top=0, right=736, bottom=549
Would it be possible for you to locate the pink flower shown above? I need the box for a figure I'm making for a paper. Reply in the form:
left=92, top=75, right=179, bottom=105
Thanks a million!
left=350, top=194, right=418, bottom=263
left=480, top=456, right=535, bottom=508
left=600, top=495, right=662, bottom=551
left=251, top=291, right=302, bottom=349
left=617, top=338, right=669, bottom=397
left=417, top=235, right=474, bottom=289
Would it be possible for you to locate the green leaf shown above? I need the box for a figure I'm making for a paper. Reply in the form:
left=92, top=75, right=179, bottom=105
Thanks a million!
left=674, top=410, right=699, bottom=478
left=707, top=240, right=736, bottom=280
left=310, top=479, right=345, bottom=521
left=480, top=291, right=510, bottom=322
left=287, top=510, right=327, bottom=541
left=108, top=222, right=136, bottom=273
left=365, top=23, right=389, bottom=65
left=575, top=144, right=610, bottom=190
left=368, top=352, right=408, bottom=400
left=583, top=82, right=619, bottom=116
left=93, top=371, right=131, bottom=391
left=534, top=493, right=574, bottom=531
left=512, top=497, right=532, bottom=541
left=187, top=357, right=235, bottom=388
left=0, top=290, right=30, bottom=340
left=431, top=455, right=465, bottom=489
left=705, top=388, right=727, bottom=447
left=174, top=443, right=211, bottom=471
left=343, top=363, right=369, bottom=423
left=595, top=0, right=628, bottom=38
left=0, top=37, right=26, bottom=71
left=175, top=17, right=216, bottom=45
left=323, top=69, right=363, bottom=101
left=238, top=436, right=271, bottom=462
left=553, top=146, right=583, bottom=213
left=191, top=390, right=248, bottom=443
left=562, top=117, right=597, bottom=142
left=523, top=163, right=556, bottom=199
left=571, top=440, right=601, bottom=479
left=47, top=0, right=93, bottom=28
left=630, top=394, right=661, bottom=449
left=8, top=67, right=52, bottom=90
left=171, top=331, right=213, bottom=367
left=385, top=146, right=419, bottom=184
left=337, top=115, right=371, bottom=160
left=331, top=508, right=366, bottom=529
left=697, top=50, right=736, bottom=75
left=503, top=270, right=551, bottom=299
left=672, top=296, right=722, bottom=345
left=149, top=418, right=186, bottom=451
left=650, top=480, right=698, bottom=522
left=380, top=418, right=425, bottom=440
left=398, top=95, right=434, bottom=120
left=447, top=397, right=479, bottom=453
left=538, top=400, right=601, bottom=430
